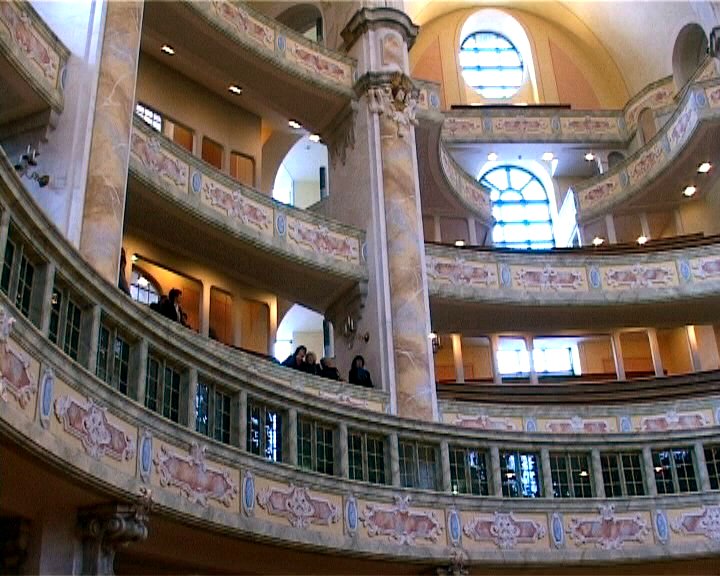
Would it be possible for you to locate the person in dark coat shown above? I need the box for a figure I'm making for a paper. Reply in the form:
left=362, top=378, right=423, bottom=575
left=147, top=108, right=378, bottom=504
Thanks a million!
left=302, top=351, right=321, bottom=376
left=118, top=248, right=131, bottom=296
left=320, top=357, right=342, bottom=381
left=349, top=355, right=373, bottom=388
left=282, top=346, right=306, bottom=370
left=159, top=288, right=183, bottom=323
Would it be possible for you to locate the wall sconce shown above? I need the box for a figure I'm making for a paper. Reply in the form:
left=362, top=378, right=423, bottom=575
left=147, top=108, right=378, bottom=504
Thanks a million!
left=429, top=332, right=440, bottom=354
left=342, top=314, right=369, bottom=348
left=14, top=145, right=50, bottom=188
left=342, top=314, right=355, bottom=337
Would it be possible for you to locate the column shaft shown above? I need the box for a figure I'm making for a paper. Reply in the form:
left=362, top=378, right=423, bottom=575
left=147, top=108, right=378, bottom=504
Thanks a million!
left=451, top=334, right=465, bottom=383
left=611, top=331, right=626, bottom=380
left=647, top=328, right=664, bottom=377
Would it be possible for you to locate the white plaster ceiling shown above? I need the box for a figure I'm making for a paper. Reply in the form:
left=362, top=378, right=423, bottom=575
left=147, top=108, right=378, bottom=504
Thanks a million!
left=277, top=304, right=324, bottom=340
left=282, top=135, right=328, bottom=182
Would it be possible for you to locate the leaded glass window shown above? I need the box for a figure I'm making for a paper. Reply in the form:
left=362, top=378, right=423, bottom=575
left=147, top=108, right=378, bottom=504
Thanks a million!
left=459, top=31, right=523, bottom=99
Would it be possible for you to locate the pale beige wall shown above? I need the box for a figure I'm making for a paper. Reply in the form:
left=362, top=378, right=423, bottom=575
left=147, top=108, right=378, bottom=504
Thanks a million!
left=462, top=339, right=494, bottom=380
left=676, top=178, right=720, bottom=236
left=135, top=54, right=263, bottom=188
left=619, top=331, right=653, bottom=373
left=577, top=338, right=613, bottom=374
left=293, top=331, right=324, bottom=362
left=410, top=6, right=628, bottom=109
left=294, top=181, right=321, bottom=209
left=657, top=327, right=693, bottom=375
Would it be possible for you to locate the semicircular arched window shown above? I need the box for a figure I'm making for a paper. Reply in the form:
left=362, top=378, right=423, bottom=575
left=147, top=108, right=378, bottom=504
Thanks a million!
left=480, top=165, right=554, bottom=249
left=459, top=31, right=524, bottom=99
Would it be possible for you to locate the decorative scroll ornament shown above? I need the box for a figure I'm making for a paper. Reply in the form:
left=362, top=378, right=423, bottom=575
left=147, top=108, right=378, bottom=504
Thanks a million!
left=54, top=396, right=135, bottom=462
left=368, top=74, right=418, bottom=138
left=257, top=484, right=339, bottom=528
left=360, top=495, right=443, bottom=545
left=0, top=306, right=36, bottom=407
left=567, top=505, right=649, bottom=550
left=154, top=443, right=237, bottom=507
left=671, top=506, right=720, bottom=541
left=463, top=512, right=545, bottom=550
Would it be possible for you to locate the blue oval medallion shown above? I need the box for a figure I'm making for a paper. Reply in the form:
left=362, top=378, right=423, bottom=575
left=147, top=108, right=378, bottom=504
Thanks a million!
left=40, top=371, right=53, bottom=423
left=140, top=434, right=152, bottom=480
left=429, top=92, right=440, bottom=109
left=277, top=35, right=286, bottom=52
left=346, top=497, right=358, bottom=532
left=679, top=259, right=691, bottom=282
left=551, top=116, right=561, bottom=133
left=620, top=416, right=632, bottom=433
left=526, top=418, right=537, bottom=432
left=448, top=510, right=461, bottom=545
left=695, top=90, right=707, bottom=108
left=500, top=265, right=511, bottom=287
left=655, top=510, right=668, bottom=542
left=589, top=267, right=601, bottom=289
left=620, top=170, right=629, bottom=187
left=276, top=213, right=286, bottom=236
left=191, top=172, right=202, bottom=194
left=552, top=513, right=564, bottom=547
left=243, top=473, right=255, bottom=514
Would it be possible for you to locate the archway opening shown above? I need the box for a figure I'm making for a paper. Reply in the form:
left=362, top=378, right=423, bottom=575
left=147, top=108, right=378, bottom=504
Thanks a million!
left=672, top=23, right=708, bottom=89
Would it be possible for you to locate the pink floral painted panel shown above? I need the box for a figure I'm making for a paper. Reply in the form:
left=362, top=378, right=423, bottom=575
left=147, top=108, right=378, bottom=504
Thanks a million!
left=442, top=117, right=484, bottom=140
left=202, top=179, right=273, bottom=236
left=0, top=308, right=35, bottom=408
left=286, top=217, right=360, bottom=264
left=54, top=396, right=135, bottom=462
left=257, top=484, right=339, bottom=528
left=361, top=496, right=443, bottom=545
left=512, top=266, right=587, bottom=292
left=567, top=505, right=649, bottom=550
left=707, top=85, right=720, bottom=109
left=577, top=175, right=620, bottom=212
left=671, top=506, right=720, bottom=541
left=602, top=263, right=677, bottom=290
left=667, top=104, right=698, bottom=151
left=625, top=83, right=674, bottom=129
left=639, top=410, right=709, bottom=432
left=426, top=256, right=498, bottom=288
left=560, top=116, right=621, bottom=138
left=454, top=414, right=518, bottom=431
left=285, top=38, right=352, bottom=87
left=492, top=117, right=552, bottom=137
left=130, top=132, right=189, bottom=192
left=154, top=443, right=237, bottom=507
left=0, top=2, right=60, bottom=84
left=210, top=0, right=274, bottom=50
left=690, top=255, right=720, bottom=281
left=544, top=416, right=611, bottom=434
left=627, top=141, right=665, bottom=185
left=464, top=512, right=546, bottom=550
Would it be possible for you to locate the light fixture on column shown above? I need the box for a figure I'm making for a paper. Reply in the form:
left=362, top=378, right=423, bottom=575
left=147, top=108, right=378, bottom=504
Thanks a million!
left=14, top=145, right=50, bottom=188
left=429, top=332, right=440, bottom=354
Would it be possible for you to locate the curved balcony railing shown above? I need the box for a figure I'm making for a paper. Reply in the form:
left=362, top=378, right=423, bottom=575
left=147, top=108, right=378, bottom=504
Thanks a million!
left=575, top=73, right=720, bottom=221
left=184, top=0, right=356, bottom=96
left=425, top=236, right=720, bottom=307
left=2, top=147, right=720, bottom=566
left=130, top=117, right=367, bottom=279
left=438, top=138, right=493, bottom=223
left=0, top=0, right=69, bottom=113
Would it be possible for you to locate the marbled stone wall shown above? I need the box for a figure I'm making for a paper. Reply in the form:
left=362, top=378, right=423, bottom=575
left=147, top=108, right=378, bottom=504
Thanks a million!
left=79, top=1, right=144, bottom=283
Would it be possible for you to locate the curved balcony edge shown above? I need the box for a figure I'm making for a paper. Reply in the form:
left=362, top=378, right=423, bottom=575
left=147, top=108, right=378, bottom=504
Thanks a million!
left=438, top=138, right=493, bottom=223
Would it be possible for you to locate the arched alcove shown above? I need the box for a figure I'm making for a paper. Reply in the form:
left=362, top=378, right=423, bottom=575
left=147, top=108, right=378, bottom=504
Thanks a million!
left=607, top=151, right=626, bottom=169
left=672, top=23, right=708, bottom=89
left=637, top=108, right=657, bottom=145
left=275, top=3, right=324, bottom=43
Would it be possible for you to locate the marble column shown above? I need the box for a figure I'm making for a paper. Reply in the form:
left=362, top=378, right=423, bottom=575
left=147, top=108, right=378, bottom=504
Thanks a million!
left=611, top=331, right=626, bottom=380
left=639, top=212, right=651, bottom=240
left=694, top=441, right=711, bottom=492
left=591, top=449, right=606, bottom=499
left=642, top=446, right=658, bottom=496
left=79, top=1, right=144, bottom=284
left=605, top=214, right=617, bottom=244
left=440, top=440, right=452, bottom=492
left=489, top=335, right=502, bottom=384
left=490, top=446, right=502, bottom=496
left=647, top=328, right=664, bottom=377
left=78, top=503, right=149, bottom=576
left=286, top=408, right=298, bottom=466
left=451, top=334, right=465, bottom=383
left=389, top=432, right=401, bottom=487
left=466, top=217, right=477, bottom=245
left=525, top=335, right=538, bottom=385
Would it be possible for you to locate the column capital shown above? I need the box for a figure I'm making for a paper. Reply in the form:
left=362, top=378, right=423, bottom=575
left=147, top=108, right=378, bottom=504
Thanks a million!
left=361, top=73, right=419, bottom=139
left=78, top=501, right=150, bottom=575
left=342, top=7, right=419, bottom=52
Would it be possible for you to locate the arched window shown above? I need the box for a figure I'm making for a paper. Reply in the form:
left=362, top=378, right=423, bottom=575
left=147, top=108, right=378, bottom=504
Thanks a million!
left=130, top=267, right=160, bottom=305
left=459, top=32, right=524, bottom=99
left=480, top=166, right=554, bottom=249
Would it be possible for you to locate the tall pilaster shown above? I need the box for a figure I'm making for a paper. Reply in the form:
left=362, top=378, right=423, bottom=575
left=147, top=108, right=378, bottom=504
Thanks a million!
left=79, top=1, right=144, bottom=284
left=327, top=8, right=437, bottom=421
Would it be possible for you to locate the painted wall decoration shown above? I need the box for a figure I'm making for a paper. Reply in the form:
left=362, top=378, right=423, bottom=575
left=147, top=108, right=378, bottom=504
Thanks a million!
left=560, top=116, right=621, bottom=138
left=491, top=117, right=553, bottom=137
left=544, top=416, right=610, bottom=434
left=317, top=389, right=368, bottom=409
left=654, top=510, right=669, bottom=544
left=242, top=471, right=255, bottom=517
left=54, top=395, right=136, bottom=462
left=154, top=443, right=238, bottom=507
left=625, top=82, right=675, bottom=130
left=0, top=307, right=35, bottom=408
left=38, top=367, right=53, bottom=428
left=345, top=495, right=359, bottom=535
left=567, top=505, right=649, bottom=550
left=202, top=179, right=273, bottom=235
left=447, top=509, right=462, bottom=547
left=454, top=414, right=518, bottom=431
left=463, top=512, right=546, bottom=550
left=639, top=410, right=709, bottom=432
left=286, top=217, right=360, bottom=264
left=690, top=255, right=720, bottom=281
left=512, top=266, right=586, bottom=292
left=627, top=141, right=665, bottom=185
left=442, top=117, right=484, bottom=140
left=0, top=2, right=61, bottom=84
left=130, top=132, right=189, bottom=192
left=551, top=513, right=565, bottom=548
left=381, top=32, right=404, bottom=70
left=671, top=506, right=720, bottom=541
left=257, top=484, right=339, bottom=528
left=603, top=263, right=677, bottom=290
left=577, top=175, right=621, bottom=212
left=425, top=255, right=498, bottom=288
left=667, top=103, right=698, bottom=150
left=360, top=496, right=443, bottom=545
left=286, top=38, right=352, bottom=85
left=439, top=145, right=491, bottom=219
left=210, top=0, right=274, bottom=50
left=707, top=84, right=720, bottom=109
left=139, top=430, right=153, bottom=483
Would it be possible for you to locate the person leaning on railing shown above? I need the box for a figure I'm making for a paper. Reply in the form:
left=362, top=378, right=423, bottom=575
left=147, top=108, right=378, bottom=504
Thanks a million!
left=349, top=355, right=373, bottom=388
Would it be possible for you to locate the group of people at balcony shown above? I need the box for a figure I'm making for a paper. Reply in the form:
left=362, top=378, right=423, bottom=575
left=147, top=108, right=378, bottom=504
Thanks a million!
left=282, top=346, right=373, bottom=388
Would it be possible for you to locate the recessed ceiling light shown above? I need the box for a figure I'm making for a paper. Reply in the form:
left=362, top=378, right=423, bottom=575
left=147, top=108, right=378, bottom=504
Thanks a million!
left=160, top=44, right=175, bottom=55
left=288, top=120, right=302, bottom=129
left=637, top=235, right=648, bottom=245
left=454, top=240, right=466, bottom=247
left=592, top=236, right=604, bottom=246
left=137, top=276, right=149, bottom=288
left=584, top=152, right=595, bottom=161
left=228, top=85, right=242, bottom=95
left=682, top=185, right=697, bottom=197
left=698, top=162, right=712, bottom=173
left=487, top=152, right=498, bottom=162
left=542, top=152, right=554, bottom=162
left=308, top=134, right=321, bottom=143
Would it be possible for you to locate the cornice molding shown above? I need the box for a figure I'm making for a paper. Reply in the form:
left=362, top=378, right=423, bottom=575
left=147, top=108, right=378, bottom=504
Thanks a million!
left=341, top=7, right=418, bottom=52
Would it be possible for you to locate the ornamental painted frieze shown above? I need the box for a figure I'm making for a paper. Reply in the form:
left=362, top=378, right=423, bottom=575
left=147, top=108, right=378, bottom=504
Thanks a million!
left=368, top=75, right=418, bottom=139
left=512, top=266, right=586, bottom=292
left=625, top=84, right=674, bottom=129
left=603, top=263, right=676, bottom=290
left=131, top=132, right=188, bottom=190
left=454, top=414, right=518, bottom=431
left=492, top=116, right=552, bottom=137
left=544, top=416, right=610, bottom=434
left=257, top=484, right=339, bottom=528
left=442, top=117, right=484, bottom=140
left=567, top=505, right=649, bottom=550
left=690, top=255, right=720, bottom=281
left=0, top=307, right=35, bottom=408
left=671, top=506, right=720, bottom=541
left=317, top=389, right=368, bottom=409
left=426, top=256, right=498, bottom=288
left=360, top=496, right=443, bottom=545
left=439, top=145, right=491, bottom=217
left=706, top=85, right=720, bottom=108
left=463, top=512, right=546, bottom=550
left=639, top=410, right=709, bottom=432
left=577, top=177, right=620, bottom=210
left=627, top=141, right=665, bottom=184
left=154, top=443, right=238, bottom=507
left=54, top=396, right=135, bottom=461
left=202, top=180, right=273, bottom=235
left=667, top=104, right=698, bottom=150
left=287, top=39, right=351, bottom=85
left=210, top=0, right=274, bottom=49
left=560, top=116, right=621, bottom=138
left=286, top=217, right=359, bottom=263
left=0, top=2, right=60, bottom=83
